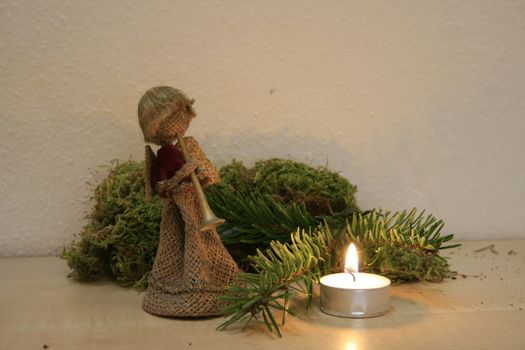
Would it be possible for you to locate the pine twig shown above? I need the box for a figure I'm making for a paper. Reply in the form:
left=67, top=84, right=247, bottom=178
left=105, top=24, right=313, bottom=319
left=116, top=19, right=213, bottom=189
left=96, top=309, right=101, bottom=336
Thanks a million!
left=217, top=209, right=459, bottom=336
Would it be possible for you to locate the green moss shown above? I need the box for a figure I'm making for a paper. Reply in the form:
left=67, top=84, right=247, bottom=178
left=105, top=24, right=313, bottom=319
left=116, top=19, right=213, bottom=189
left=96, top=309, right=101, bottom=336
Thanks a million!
left=253, top=159, right=358, bottom=214
left=63, top=159, right=359, bottom=287
left=218, top=159, right=358, bottom=215
left=63, top=161, right=161, bottom=289
left=61, top=237, right=107, bottom=281
left=216, top=159, right=254, bottom=193
left=362, top=244, right=452, bottom=282
left=62, top=159, right=456, bottom=289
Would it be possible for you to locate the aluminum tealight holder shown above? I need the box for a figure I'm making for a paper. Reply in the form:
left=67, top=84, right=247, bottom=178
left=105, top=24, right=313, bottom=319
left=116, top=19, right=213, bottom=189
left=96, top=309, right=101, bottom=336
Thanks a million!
left=319, top=272, right=391, bottom=318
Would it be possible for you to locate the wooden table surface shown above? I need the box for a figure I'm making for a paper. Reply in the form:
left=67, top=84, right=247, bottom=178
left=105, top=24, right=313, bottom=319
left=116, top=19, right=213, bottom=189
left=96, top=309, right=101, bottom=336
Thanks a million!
left=1, top=240, right=524, bottom=350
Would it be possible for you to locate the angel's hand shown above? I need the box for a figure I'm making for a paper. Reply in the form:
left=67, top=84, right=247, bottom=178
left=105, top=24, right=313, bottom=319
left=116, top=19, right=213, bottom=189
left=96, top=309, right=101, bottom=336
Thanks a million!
left=160, top=160, right=198, bottom=193
left=175, top=159, right=198, bottom=179
left=196, top=166, right=211, bottom=185
left=155, top=180, right=169, bottom=198
left=196, top=166, right=204, bottom=179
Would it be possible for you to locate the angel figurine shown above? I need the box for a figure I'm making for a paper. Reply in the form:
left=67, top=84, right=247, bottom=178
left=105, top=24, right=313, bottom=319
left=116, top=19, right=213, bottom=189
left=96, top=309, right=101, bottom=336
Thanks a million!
left=137, top=86, right=239, bottom=317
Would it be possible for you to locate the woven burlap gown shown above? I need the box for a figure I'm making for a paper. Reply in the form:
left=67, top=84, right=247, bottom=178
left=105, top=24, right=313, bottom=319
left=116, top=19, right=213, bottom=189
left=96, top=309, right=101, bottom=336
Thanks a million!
left=142, top=137, right=240, bottom=317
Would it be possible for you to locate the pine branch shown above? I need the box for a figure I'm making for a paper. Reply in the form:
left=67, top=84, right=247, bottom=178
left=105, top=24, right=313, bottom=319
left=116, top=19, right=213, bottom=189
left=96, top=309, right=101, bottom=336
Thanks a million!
left=207, top=187, right=318, bottom=245
left=217, top=226, right=336, bottom=337
left=217, top=209, right=458, bottom=337
left=348, top=209, right=460, bottom=252
left=347, top=209, right=458, bottom=282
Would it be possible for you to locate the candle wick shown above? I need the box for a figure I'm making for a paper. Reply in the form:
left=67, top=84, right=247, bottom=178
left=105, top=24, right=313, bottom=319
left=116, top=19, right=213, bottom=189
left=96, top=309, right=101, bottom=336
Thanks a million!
left=345, top=268, right=356, bottom=282
left=349, top=271, right=356, bottom=282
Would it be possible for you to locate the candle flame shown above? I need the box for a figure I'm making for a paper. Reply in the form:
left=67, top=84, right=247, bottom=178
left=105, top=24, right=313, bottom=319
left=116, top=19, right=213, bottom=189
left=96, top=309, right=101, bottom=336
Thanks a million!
left=344, top=243, right=359, bottom=273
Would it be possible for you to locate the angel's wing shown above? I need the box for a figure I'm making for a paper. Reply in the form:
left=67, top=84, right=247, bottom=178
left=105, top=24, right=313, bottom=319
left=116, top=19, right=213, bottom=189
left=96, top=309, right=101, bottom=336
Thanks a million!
left=144, top=145, right=157, bottom=201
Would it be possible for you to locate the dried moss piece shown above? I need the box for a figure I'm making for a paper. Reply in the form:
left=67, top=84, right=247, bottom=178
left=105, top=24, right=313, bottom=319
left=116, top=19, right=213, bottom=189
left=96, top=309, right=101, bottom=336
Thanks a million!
left=61, top=236, right=107, bottom=281
left=62, top=159, right=456, bottom=292
left=216, top=159, right=254, bottom=192
left=62, top=161, right=162, bottom=289
left=361, top=244, right=452, bottom=282
left=63, top=158, right=359, bottom=287
left=252, top=159, right=358, bottom=215
left=218, top=159, right=358, bottom=216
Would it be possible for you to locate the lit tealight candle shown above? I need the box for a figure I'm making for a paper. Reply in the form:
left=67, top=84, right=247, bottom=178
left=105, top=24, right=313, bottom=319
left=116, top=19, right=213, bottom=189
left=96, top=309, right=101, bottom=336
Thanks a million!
left=319, top=243, right=391, bottom=318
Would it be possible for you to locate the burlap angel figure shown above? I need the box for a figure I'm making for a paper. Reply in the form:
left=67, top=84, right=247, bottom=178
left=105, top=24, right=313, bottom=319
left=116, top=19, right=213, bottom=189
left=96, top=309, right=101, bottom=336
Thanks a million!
left=138, top=86, right=239, bottom=317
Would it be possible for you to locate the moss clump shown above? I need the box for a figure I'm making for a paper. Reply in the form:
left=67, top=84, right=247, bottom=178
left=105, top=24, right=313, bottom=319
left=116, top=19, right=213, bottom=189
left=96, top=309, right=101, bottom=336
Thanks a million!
left=362, top=244, right=452, bottom=282
left=63, top=158, right=359, bottom=287
left=63, top=158, right=456, bottom=289
left=216, top=159, right=254, bottom=193
left=218, top=159, right=358, bottom=215
left=63, top=161, right=161, bottom=289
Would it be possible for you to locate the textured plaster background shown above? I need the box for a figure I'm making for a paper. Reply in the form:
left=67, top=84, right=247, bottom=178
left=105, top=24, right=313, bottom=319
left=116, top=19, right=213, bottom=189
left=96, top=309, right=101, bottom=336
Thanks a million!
left=1, top=1, right=525, bottom=256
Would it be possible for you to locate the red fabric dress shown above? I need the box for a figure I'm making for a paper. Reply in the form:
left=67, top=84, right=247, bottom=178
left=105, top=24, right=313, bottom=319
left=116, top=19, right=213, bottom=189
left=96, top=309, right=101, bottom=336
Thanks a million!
left=152, top=144, right=189, bottom=197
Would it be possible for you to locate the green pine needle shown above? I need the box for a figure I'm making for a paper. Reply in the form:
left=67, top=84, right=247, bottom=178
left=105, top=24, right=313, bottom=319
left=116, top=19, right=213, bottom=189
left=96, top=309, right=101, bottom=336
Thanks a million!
left=218, top=209, right=457, bottom=336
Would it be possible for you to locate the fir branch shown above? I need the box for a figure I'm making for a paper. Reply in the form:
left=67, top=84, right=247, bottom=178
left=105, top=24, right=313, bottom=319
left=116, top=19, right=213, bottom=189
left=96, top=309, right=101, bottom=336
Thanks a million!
left=218, top=209, right=458, bottom=337
left=207, top=187, right=318, bottom=245
left=217, top=226, right=335, bottom=337
left=348, top=209, right=458, bottom=282
left=348, top=209, right=460, bottom=252
left=207, top=185, right=360, bottom=270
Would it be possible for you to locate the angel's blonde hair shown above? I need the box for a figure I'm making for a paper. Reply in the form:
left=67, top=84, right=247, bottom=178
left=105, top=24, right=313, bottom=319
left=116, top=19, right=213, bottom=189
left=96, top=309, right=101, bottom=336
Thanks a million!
left=138, top=86, right=195, bottom=145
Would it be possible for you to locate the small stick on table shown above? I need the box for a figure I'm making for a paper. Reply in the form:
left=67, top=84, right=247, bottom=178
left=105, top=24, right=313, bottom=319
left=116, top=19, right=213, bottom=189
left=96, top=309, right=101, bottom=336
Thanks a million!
left=473, top=244, right=499, bottom=255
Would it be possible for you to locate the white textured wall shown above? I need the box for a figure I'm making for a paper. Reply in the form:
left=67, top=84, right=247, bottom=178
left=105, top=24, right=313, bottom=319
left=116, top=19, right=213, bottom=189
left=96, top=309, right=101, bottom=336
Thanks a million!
left=1, top=1, right=525, bottom=256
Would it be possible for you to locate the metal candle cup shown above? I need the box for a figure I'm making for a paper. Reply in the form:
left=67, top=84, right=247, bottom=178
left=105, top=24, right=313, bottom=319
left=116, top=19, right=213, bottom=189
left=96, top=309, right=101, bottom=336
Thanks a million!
left=319, top=272, right=390, bottom=318
left=319, top=243, right=391, bottom=318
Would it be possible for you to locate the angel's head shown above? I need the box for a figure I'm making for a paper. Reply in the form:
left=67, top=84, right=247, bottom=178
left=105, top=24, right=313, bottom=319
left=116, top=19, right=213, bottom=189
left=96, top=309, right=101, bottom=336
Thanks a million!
left=138, top=86, right=196, bottom=145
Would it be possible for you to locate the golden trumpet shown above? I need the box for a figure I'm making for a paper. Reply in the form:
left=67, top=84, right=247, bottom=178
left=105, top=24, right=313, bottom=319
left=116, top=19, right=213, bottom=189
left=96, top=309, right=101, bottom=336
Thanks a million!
left=177, top=134, right=225, bottom=232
